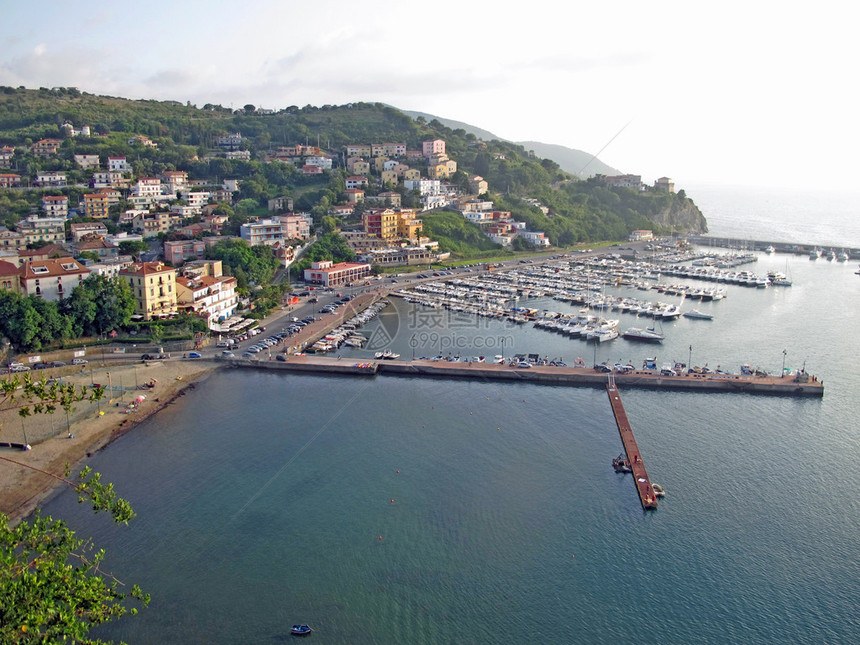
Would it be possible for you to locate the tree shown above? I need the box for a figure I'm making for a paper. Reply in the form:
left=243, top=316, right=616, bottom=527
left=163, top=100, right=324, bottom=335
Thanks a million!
left=0, top=375, right=149, bottom=642
left=118, top=240, right=148, bottom=258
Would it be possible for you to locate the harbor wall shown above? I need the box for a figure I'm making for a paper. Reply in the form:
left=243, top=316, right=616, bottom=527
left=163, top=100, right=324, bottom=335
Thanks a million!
left=224, top=357, right=824, bottom=397
left=687, top=235, right=859, bottom=258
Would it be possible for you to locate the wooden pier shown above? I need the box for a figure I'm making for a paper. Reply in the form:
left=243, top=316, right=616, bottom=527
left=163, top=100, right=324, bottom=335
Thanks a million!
left=605, top=377, right=658, bottom=510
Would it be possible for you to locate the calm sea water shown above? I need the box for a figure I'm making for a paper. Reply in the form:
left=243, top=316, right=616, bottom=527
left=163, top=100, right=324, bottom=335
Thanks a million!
left=40, top=187, right=860, bottom=644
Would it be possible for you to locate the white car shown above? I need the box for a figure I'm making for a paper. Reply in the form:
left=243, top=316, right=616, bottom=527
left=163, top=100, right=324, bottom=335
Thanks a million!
left=72, top=358, right=88, bottom=365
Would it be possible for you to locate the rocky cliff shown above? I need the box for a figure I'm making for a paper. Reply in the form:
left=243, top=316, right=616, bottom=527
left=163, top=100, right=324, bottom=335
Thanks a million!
left=649, top=196, right=708, bottom=234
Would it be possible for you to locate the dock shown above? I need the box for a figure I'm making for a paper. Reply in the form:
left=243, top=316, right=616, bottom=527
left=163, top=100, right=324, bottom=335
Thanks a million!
left=226, top=355, right=825, bottom=397
left=605, top=377, right=658, bottom=510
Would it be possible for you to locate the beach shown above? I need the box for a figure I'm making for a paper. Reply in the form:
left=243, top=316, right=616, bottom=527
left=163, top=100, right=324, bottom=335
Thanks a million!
left=0, top=358, right=218, bottom=524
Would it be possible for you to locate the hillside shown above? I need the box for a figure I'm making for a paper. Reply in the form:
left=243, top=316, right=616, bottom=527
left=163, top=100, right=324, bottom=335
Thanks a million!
left=0, top=87, right=707, bottom=248
left=400, top=109, right=622, bottom=178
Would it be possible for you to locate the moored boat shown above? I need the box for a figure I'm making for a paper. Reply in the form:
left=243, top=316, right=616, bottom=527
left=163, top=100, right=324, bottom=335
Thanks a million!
left=622, top=327, right=664, bottom=342
left=291, top=624, right=313, bottom=636
left=651, top=483, right=666, bottom=497
left=683, top=309, right=714, bottom=320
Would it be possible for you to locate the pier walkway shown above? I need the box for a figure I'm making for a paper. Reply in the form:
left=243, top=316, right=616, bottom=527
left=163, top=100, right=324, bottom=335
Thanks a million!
left=605, top=377, right=658, bottom=510
left=227, top=355, right=824, bottom=397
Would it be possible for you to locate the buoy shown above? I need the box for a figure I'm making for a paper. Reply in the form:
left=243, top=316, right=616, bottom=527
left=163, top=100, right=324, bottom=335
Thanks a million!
left=378, top=536, right=383, bottom=540
left=396, top=470, right=400, bottom=473
left=390, top=499, right=395, bottom=503
left=571, top=555, right=575, bottom=558
left=99, top=411, right=104, bottom=416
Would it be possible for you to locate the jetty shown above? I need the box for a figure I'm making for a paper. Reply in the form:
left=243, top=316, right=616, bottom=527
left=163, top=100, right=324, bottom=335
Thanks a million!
left=605, top=378, right=658, bottom=510
left=227, top=355, right=824, bottom=397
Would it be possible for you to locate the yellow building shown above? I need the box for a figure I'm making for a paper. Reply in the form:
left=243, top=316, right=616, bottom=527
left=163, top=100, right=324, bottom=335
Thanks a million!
left=380, top=170, right=398, bottom=186
left=82, top=192, right=112, bottom=219
left=120, top=261, right=178, bottom=320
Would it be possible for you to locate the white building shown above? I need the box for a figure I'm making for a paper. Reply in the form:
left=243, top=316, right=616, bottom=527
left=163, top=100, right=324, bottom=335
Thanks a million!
left=108, top=157, right=131, bottom=172
left=519, top=231, right=551, bottom=247
left=404, top=179, right=443, bottom=195
left=176, top=274, right=239, bottom=327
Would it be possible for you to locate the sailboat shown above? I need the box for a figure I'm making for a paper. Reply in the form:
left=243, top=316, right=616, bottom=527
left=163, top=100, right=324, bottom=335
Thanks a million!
left=768, top=261, right=793, bottom=287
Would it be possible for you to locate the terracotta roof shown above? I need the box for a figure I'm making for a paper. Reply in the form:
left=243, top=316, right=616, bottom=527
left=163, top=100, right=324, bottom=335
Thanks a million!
left=120, top=261, right=176, bottom=276
left=0, top=260, right=20, bottom=276
left=21, top=257, right=88, bottom=279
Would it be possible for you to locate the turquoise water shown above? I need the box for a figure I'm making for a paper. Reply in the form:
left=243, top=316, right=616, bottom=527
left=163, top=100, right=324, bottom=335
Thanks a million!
left=40, top=193, right=860, bottom=644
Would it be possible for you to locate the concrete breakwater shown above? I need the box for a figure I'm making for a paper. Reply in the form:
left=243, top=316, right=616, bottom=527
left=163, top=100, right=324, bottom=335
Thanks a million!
left=687, top=235, right=859, bottom=258
left=226, top=356, right=824, bottom=397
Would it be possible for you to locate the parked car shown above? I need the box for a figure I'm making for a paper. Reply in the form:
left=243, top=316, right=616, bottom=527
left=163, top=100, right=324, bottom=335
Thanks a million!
left=276, top=354, right=288, bottom=362
left=72, top=358, right=88, bottom=365
left=221, top=351, right=235, bottom=357
left=10, top=364, right=31, bottom=372
left=187, top=352, right=202, bottom=359
left=50, top=361, right=67, bottom=367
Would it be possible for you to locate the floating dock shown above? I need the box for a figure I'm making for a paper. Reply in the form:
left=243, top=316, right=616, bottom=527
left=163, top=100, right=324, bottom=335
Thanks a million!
left=605, top=378, right=658, bottom=510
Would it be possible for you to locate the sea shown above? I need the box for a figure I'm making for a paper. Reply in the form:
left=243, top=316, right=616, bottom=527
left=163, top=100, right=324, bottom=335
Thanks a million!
left=39, top=185, right=860, bottom=644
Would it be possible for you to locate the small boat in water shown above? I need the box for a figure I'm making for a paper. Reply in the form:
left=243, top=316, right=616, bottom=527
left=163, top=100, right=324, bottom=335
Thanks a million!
left=651, top=483, right=666, bottom=497
left=683, top=309, right=713, bottom=320
left=622, top=327, right=664, bottom=342
left=291, top=624, right=313, bottom=636
left=613, top=454, right=632, bottom=473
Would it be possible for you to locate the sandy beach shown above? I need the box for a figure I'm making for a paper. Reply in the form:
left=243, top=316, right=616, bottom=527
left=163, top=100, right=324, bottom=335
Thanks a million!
left=0, top=358, right=220, bottom=524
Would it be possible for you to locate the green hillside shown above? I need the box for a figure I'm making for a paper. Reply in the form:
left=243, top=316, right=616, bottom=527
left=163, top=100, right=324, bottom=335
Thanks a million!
left=0, top=86, right=707, bottom=249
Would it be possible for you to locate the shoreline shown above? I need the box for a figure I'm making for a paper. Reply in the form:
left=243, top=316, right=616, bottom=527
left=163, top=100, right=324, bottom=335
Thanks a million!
left=0, top=360, right=219, bottom=525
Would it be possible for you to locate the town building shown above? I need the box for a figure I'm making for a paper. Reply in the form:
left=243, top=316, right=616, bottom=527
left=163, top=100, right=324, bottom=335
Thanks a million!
left=0, top=260, right=22, bottom=293
left=629, top=229, right=654, bottom=241
left=42, top=195, right=69, bottom=218
left=132, top=211, right=175, bottom=238
left=17, top=216, right=66, bottom=245
left=120, top=261, right=178, bottom=320
left=176, top=271, right=238, bottom=328
left=0, top=173, right=21, bottom=189
left=108, top=156, right=131, bottom=172
left=346, top=158, right=370, bottom=175
left=74, top=235, right=119, bottom=259
left=422, top=139, right=446, bottom=158
left=0, top=146, right=15, bottom=168
left=654, top=177, right=675, bottom=192
left=345, top=176, right=369, bottom=190
left=82, top=192, right=112, bottom=219
left=74, top=154, right=100, bottom=169
left=214, top=133, right=243, bottom=149
left=35, top=171, right=67, bottom=187
left=20, top=257, right=89, bottom=301
left=303, top=260, right=371, bottom=287
left=519, top=231, right=551, bottom=247
left=225, top=150, right=251, bottom=161
left=70, top=222, right=109, bottom=242
left=85, top=258, right=135, bottom=279
left=31, top=139, right=61, bottom=157
left=0, top=227, right=26, bottom=250
left=596, top=174, right=643, bottom=190
left=164, top=239, right=207, bottom=266
left=346, top=144, right=372, bottom=158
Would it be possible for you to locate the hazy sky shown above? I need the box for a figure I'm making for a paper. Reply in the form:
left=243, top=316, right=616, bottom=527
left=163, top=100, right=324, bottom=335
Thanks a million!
left=1, top=1, right=855, bottom=189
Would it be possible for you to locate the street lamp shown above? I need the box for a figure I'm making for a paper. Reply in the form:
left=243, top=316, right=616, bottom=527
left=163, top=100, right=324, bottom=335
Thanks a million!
left=781, top=349, right=787, bottom=378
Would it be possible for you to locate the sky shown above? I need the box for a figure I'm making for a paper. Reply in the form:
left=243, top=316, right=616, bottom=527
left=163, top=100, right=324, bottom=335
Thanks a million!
left=1, top=0, right=857, bottom=190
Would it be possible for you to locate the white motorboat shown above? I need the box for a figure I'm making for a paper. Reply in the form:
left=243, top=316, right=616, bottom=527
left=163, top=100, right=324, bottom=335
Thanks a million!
left=622, top=327, right=665, bottom=342
left=683, top=309, right=714, bottom=320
